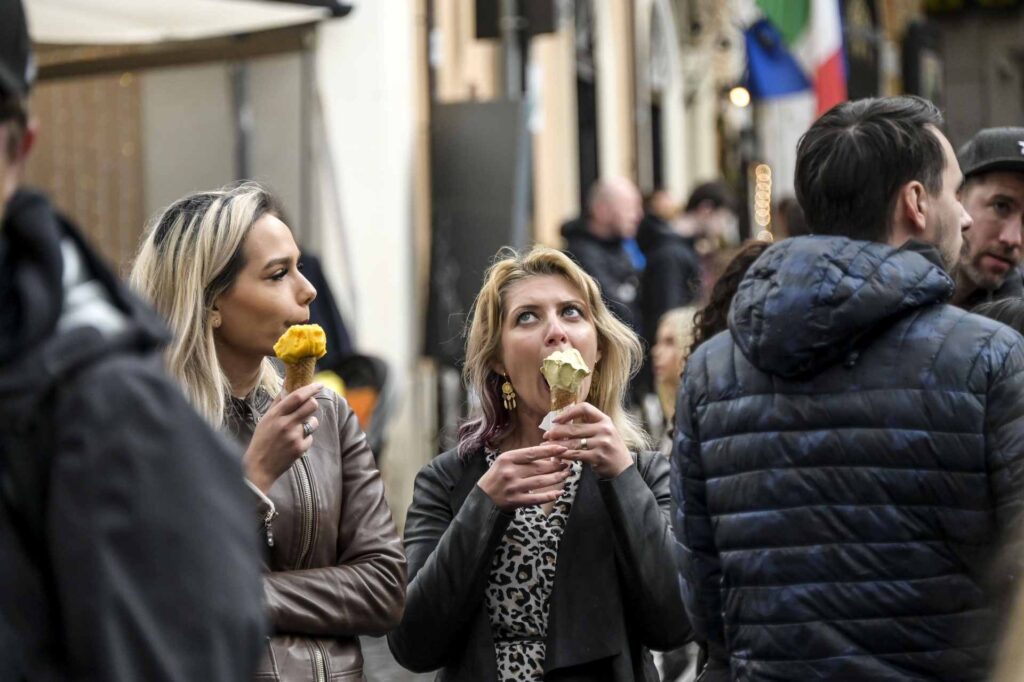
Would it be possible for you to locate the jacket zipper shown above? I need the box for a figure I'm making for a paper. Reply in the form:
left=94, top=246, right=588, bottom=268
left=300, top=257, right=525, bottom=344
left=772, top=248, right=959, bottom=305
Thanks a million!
left=313, top=641, right=329, bottom=682
left=263, top=508, right=276, bottom=547
left=294, top=454, right=317, bottom=569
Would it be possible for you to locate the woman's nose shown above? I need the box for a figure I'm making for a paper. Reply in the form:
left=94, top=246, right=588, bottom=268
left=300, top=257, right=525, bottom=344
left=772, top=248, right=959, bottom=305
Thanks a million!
left=299, top=273, right=317, bottom=305
left=544, top=319, right=569, bottom=346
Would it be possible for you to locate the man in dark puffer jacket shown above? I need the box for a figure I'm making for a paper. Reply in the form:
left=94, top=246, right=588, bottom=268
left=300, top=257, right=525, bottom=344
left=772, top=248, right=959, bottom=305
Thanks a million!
left=672, top=96, right=1024, bottom=681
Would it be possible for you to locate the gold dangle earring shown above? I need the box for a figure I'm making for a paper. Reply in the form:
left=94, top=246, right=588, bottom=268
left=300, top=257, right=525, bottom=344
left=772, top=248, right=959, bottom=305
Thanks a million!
left=501, top=373, right=517, bottom=410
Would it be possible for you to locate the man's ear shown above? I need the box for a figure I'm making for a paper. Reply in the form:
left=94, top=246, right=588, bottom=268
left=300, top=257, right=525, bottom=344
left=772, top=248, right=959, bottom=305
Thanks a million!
left=17, top=120, right=38, bottom=162
left=897, top=180, right=928, bottom=236
left=7, top=118, right=38, bottom=166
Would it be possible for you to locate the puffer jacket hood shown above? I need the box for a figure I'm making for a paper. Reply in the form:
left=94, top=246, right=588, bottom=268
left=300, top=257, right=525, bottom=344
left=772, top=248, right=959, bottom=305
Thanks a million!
left=729, top=235, right=954, bottom=379
left=0, top=189, right=169, bottom=429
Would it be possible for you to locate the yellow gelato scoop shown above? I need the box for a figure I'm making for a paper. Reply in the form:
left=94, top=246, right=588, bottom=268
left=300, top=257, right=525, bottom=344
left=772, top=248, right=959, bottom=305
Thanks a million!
left=541, top=348, right=591, bottom=411
left=274, top=324, right=327, bottom=391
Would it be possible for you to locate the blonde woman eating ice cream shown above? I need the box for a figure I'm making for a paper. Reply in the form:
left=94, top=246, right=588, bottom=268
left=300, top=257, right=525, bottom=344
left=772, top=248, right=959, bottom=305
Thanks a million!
left=130, top=182, right=405, bottom=681
left=389, top=245, right=689, bottom=681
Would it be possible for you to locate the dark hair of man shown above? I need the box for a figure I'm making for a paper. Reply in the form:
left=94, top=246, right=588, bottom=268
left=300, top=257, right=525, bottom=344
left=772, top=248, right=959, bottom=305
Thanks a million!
left=794, top=95, right=946, bottom=243
left=684, top=180, right=736, bottom=214
left=689, top=239, right=771, bottom=358
left=972, top=297, right=1024, bottom=335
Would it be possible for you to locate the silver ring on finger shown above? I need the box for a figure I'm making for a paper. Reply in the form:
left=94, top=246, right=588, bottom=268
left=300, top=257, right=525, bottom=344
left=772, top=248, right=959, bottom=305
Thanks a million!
left=580, top=437, right=588, bottom=450
left=302, top=420, right=315, bottom=438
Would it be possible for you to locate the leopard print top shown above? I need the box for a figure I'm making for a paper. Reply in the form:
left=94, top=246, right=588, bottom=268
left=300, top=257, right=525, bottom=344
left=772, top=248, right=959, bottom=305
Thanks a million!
left=483, top=450, right=583, bottom=681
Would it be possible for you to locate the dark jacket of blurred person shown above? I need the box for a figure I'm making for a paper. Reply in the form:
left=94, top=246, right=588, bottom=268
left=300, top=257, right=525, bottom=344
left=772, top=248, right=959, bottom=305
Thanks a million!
left=561, top=178, right=643, bottom=332
left=673, top=97, right=1024, bottom=680
left=635, top=196, right=702, bottom=356
left=0, top=2, right=266, bottom=678
left=0, top=188, right=267, bottom=680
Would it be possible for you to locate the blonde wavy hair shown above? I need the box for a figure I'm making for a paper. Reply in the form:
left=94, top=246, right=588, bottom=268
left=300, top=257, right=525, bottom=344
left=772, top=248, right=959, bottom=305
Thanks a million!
left=458, top=245, right=650, bottom=455
left=655, top=306, right=699, bottom=424
left=130, top=182, right=282, bottom=427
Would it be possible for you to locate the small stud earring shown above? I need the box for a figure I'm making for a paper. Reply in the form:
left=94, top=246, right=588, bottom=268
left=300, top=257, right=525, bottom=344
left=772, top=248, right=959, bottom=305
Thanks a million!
left=501, top=374, right=517, bottom=410
left=211, top=312, right=221, bottom=329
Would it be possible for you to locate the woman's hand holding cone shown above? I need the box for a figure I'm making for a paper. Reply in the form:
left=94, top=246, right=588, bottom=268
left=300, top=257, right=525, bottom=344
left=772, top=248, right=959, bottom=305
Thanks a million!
left=543, top=402, right=632, bottom=480
left=243, top=383, right=322, bottom=493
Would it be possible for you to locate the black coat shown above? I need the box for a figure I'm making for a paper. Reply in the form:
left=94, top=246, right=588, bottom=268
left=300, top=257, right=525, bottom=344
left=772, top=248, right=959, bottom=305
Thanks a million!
left=561, top=217, right=641, bottom=332
left=0, top=190, right=266, bottom=680
left=636, top=214, right=701, bottom=346
left=635, top=214, right=702, bottom=395
left=388, top=447, right=690, bottom=681
left=672, top=236, right=1024, bottom=681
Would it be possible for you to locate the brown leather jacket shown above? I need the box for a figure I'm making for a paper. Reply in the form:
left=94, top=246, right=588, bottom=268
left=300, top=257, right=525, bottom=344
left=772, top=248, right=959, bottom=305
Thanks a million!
left=227, top=387, right=406, bottom=681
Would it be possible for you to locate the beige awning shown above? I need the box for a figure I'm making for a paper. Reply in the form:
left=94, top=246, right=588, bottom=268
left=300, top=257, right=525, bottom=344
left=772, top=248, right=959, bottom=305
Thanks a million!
left=23, top=0, right=330, bottom=80
left=25, top=0, right=328, bottom=45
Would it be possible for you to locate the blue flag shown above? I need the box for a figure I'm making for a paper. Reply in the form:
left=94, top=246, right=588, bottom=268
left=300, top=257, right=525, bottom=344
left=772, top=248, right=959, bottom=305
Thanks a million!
left=744, top=18, right=811, bottom=98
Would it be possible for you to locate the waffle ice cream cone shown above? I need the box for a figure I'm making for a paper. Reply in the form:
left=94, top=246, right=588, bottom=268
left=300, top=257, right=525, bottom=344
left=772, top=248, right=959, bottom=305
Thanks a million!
left=274, top=324, right=327, bottom=392
left=549, top=386, right=579, bottom=412
left=541, top=348, right=591, bottom=412
left=283, top=357, right=317, bottom=392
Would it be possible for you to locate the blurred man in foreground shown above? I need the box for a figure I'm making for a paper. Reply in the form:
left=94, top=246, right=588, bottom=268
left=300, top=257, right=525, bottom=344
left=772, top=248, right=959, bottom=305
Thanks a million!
left=0, top=0, right=266, bottom=678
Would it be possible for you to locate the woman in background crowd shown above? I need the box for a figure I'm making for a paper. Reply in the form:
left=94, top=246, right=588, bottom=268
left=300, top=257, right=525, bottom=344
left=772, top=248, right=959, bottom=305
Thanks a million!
left=389, top=245, right=689, bottom=680
left=131, top=182, right=405, bottom=681
left=689, top=239, right=772, bottom=356
left=650, top=306, right=698, bottom=447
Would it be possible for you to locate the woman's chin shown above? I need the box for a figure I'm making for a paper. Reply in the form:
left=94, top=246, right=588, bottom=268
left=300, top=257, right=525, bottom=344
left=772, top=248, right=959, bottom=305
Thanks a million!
left=514, top=398, right=549, bottom=423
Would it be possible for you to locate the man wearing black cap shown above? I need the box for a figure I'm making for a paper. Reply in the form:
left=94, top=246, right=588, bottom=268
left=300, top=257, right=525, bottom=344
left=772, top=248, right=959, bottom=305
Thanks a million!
left=952, top=126, right=1024, bottom=308
left=0, top=1, right=266, bottom=678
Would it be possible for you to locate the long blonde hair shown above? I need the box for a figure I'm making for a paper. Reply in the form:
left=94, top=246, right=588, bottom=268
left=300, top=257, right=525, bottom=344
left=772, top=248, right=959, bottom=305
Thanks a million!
left=655, top=306, right=699, bottom=423
left=130, top=182, right=282, bottom=427
left=459, top=245, right=649, bottom=455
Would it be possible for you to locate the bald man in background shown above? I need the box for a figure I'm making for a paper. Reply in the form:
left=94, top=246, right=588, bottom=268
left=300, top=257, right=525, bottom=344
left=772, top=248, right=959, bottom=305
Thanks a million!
left=561, top=178, right=644, bottom=333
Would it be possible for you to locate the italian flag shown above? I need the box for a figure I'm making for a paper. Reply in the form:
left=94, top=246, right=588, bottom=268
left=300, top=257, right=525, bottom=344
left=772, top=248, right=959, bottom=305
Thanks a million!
left=744, top=0, right=847, bottom=115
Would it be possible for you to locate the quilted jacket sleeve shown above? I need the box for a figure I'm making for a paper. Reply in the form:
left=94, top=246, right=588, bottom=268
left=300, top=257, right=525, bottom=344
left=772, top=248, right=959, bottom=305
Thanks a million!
left=387, top=455, right=513, bottom=673
left=671, top=353, right=727, bottom=660
left=983, top=328, right=1024, bottom=585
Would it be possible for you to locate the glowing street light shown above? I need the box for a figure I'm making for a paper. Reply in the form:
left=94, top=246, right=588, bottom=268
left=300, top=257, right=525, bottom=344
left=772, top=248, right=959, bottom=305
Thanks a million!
left=729, top=86, right=751, bottom=108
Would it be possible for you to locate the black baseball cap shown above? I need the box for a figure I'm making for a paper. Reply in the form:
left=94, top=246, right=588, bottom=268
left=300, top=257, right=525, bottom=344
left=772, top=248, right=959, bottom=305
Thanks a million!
left=958, top=127, right=1024, bottom=179
left=0, top=0, right=34, bottom=100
